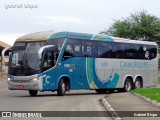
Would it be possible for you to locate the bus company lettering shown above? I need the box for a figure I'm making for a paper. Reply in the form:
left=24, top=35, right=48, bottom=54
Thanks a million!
left=120, top=61, right=149, bottom=69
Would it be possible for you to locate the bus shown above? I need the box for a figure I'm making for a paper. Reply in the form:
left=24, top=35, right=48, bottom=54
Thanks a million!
left=7, top=31, right=158, bottom=96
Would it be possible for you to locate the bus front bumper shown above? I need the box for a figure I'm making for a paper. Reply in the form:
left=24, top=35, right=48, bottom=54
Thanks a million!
left=7, top=75, right=44, bottom=91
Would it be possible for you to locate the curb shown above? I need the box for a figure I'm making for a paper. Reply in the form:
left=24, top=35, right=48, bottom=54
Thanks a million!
left=131, top=93, right=160, bottom=108
left=102, top=98, right=122, bottom=120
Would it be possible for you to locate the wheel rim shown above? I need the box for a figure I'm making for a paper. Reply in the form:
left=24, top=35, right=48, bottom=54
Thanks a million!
left=135, top=81, right=141, bottom=88
left=61, top=81, right=65, bottom=93
left=125, top=81, right=131, bottom=91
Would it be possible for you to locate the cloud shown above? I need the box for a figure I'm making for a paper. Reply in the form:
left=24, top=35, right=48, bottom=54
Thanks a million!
left=37, top=16, right=93, bottom=26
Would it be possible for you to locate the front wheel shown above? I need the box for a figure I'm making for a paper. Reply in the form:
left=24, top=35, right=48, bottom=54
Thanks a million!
left=57, top=79, right=66, bottom=96
left=29, top=90, right=38, bottom=96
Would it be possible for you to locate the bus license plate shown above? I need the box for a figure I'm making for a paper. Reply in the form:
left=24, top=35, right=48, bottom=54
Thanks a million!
left=18, top=85, right=24, bottom=89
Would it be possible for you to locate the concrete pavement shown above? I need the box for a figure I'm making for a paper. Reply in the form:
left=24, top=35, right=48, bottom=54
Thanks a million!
left=0, top=75, right=7, bottom=89
left=1, top=75, right=160, bottom=120
left=0, top=76, right=111, bottom=120
left=103, top=92, right=160, bottom=120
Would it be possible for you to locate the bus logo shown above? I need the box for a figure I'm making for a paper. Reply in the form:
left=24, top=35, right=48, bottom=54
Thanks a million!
left=145, top=51, right=149, bottom=59
left=45, top=75, right=51, bottom=84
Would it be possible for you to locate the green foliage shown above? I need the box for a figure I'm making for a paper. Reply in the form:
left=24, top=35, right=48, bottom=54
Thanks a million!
left=132, top=88, right=160, bottom=102
left=103, top=10, right=160, bottom=42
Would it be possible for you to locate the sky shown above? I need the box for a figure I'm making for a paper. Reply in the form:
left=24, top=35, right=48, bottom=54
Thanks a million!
left=0, top=0, right=160, bottom=45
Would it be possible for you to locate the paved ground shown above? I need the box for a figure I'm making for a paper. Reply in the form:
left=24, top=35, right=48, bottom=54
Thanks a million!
left=1, top=75, right=160, bottom=120
left=104, top=92, right=160, bottom=120
left=0, top=76, right=111, bottom=120
left=0, top=75, right=7, bottom=89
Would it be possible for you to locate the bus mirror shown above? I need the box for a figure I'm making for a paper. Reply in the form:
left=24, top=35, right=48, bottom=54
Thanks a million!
left=2, top=47, right=12, bottom=58
left=38, top=45, right=55, bottom=59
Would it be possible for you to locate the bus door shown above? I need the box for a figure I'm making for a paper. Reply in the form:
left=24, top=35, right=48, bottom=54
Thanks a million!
left=62, top=57, right=86, bottom=89
left=62, top=40, right=88, bottom=89
left=71, top=57, right=87, bottom=89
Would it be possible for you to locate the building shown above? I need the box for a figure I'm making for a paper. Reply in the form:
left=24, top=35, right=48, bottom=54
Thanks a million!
left=0, top=41, right=11, bottom=76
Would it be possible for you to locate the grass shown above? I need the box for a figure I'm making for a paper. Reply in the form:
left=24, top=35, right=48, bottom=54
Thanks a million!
left=131, top=77, right=160, bottom=102
left=132, top=76, right=160, bottom=102
left=131, top=88, right=160, bottom=102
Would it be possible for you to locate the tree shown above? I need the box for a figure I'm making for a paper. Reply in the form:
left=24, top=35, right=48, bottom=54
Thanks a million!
left=102, top=10, right=160, bottom=43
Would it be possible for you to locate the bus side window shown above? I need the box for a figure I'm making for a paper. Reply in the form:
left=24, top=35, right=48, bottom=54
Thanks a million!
left=92, top=41, right=98, bottom=57
left=113, top=42, right=125, bottom=58
left=147, top=45, right=157, bottom=59
left=98, top=41, right=111, bottom=58
left=125, top=44, right=135, bottom=59
left=125, top=44, right=140, bottom=59
left=71, top=40, right=82, bottom=57
left=138, top=45, right=145, bottom=59
left=63, top=44, right=73, bottom=60
left=73, top=44, right=81, bottom=56
left=82, top=41, right=93, bottom=57
left=111, top=42, right=120, bottom=58
left=42, top=49, right=54, bottom=71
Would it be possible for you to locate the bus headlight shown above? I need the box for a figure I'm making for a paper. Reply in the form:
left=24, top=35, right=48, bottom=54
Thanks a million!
left=8, top=78, right=11, bottom=81
left=33, top=78, right=38, bottom=82
left=32, top=75, right=46, bottom=82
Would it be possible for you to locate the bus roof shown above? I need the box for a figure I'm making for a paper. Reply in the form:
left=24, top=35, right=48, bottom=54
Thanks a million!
left=16, top=31, right=55, bottom=42
left=16, top=31, right=157, bottom=46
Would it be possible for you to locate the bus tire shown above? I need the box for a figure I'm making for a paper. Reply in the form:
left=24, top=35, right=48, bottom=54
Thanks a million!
left=123, top=78, right=133, bottom=92
left=95, top=89, right=107, bottom=94
left=134, top=78, right=142, bottom=89
left=57, top=79, right=66, bottom=96
left=29, top=90, right=38, bottom=96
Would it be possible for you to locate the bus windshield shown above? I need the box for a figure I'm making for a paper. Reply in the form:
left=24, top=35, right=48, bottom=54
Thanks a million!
left=9, top=42, right=46, bottom=76
left=9, top=38, right=65, bottom=76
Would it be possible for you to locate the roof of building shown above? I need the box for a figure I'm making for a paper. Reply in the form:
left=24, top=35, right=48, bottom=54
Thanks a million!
left=0, top=41, right=11, bottom=48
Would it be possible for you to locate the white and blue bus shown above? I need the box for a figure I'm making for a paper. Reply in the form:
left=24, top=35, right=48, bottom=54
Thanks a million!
left=7, top=31, right=158, bottom=96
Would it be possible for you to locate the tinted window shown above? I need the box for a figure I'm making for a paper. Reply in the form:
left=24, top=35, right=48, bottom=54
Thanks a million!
left=64, top=39, right=82, bottom=57
left=138, top=45, right=146, bottom=59
left=42, top=48, right=55, bottom=71
left=48, top=38, right=65, bottom=52
left=111, top=42, right=125, bottom=58
left=82, top=41, right=96, bottom=57
left=125, top=44, right=140, bottom=59
left=147, top=45, right=157, bottom=59
left=62, top=38, right=157, bottom=60
left=64, top=39, right=98, bottom=58
left=97, top=42, right=111, bottom=58
left=125, top=44, right=157, bottom=60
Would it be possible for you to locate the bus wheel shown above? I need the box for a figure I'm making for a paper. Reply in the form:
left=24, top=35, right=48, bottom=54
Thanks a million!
left=123, top=78, right=133, bottom=92
left=134, top=78, right=142, bottom=89
left=29, top=90, right=38, bottom=96
left=57, top=79, right=65, bottom=96
left=95, top=89, right=107, bottom=94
